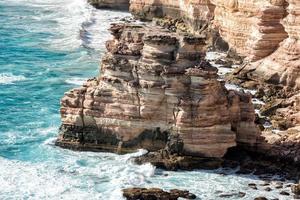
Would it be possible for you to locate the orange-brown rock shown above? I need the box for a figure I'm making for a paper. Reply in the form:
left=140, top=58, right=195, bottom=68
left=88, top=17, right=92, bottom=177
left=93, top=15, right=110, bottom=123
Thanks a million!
left=55, top=23, right=259, bottom=158
left=240, top=0, right=300, bottom=90
left=130, top=0, right=215, bottom=31
left=211, top=0, right=288, bottom=61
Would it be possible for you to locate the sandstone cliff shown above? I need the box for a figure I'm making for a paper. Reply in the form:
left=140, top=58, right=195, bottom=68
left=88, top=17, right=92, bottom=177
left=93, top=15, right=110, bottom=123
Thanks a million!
left=56, top=23, right=258, bottom=158
left=211, top=0, right=288, bottom=61
left=130, top=0, right=289, bottom=61
left=130, top=0, right=215, bottom=31
left=240, top=0, right=300, bottom=90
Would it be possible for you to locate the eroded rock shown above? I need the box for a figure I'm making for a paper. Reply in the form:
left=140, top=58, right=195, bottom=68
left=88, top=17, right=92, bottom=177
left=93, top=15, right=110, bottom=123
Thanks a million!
left=122, top=188, right=196, bottom=200
left=56, top=23, right=258, bottom=159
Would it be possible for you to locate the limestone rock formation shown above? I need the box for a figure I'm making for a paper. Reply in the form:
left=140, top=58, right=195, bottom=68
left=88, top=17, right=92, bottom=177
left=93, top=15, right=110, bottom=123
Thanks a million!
left=56, top=23, right=258, bottom=158
left=88, top=0, right=129, bottom=10
left=130, top=0, right=215, bottom=31
left=211, top=0, right=288, bottom=61
left=130, top=0, right=289, bottom=61
left=240, top=0, right=300, bottom=90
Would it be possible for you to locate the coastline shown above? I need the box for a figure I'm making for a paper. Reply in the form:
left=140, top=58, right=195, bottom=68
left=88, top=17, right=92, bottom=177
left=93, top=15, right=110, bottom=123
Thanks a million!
left=53, top=0, right=300, bottom=199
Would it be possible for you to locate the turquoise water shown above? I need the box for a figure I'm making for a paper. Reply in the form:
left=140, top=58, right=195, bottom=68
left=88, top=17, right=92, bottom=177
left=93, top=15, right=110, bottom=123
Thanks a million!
left=0, top=0, right=293, bottom=199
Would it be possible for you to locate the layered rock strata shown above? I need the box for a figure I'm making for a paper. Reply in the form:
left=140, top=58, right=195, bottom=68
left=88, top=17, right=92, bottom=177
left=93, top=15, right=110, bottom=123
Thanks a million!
left=129, top=0, right=289, bottom=61
left=240, top=0, right=300, bottom=90
left=88, top=0, right=129, bottom=10
left=232, top=0, right=300, bottom=163
left=130, top=0, right=215, bottom=31
left=211, top=0, right=288, bottom=61
left=56, top=23, right=258, bottom=158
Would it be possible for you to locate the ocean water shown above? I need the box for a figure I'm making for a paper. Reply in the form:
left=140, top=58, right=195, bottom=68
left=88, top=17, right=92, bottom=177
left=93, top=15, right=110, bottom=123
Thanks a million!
left=0, top=0, right=293, bottom=199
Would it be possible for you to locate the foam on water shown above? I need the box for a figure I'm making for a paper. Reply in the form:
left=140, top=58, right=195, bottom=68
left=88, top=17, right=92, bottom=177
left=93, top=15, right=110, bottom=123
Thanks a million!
left=65, top=77, right=88, bottom=85
left=0, top=0, right=294, bottom=199
left=0, top=73, right=26, bottom=84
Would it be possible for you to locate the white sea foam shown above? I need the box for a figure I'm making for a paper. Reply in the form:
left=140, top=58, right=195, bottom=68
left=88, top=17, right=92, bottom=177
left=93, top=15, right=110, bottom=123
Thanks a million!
left=0, top=73, right=26, bottom=84
left=205, top=51, right=227, bottom=61
left=225, top=83, right=257, bottom=95
left=65, top=77, right=87, bottom=85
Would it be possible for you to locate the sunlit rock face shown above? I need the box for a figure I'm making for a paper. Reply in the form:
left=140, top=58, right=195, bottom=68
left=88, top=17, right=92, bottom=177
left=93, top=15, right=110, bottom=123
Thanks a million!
left=211, top=0, right=288, bottom=61
left=129, top=0, right=289, bottom=61
left=129, top=0, right=215, bottom=30
left=88, top=0, right=129, bottom=10
left=56, top=23, right=258, bottom=158
left=241, top=0, right=300, bottom=90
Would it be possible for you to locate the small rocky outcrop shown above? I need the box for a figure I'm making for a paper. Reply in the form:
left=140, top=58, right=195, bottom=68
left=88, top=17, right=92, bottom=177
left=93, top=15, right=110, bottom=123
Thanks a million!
left=122, top=188, right=196, bottom=200
left=88, top=0, right=129, bottom=10
left=56, top=23, right=259, bottom=159
left=292, top=183, right=300, bottom=199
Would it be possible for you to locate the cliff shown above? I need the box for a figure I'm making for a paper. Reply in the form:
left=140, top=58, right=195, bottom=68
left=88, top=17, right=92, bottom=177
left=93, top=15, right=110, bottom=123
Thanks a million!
left=130, top=0, right=215, bottom=31
left=127, top=0, right=300, bottom=164
left=211, top=0, right=288, bottom=61
left=239, top=0, right=300, bottom=90
left=56, top=0, right=300, bottom=165
left=56, top=23, right=258, bottom=158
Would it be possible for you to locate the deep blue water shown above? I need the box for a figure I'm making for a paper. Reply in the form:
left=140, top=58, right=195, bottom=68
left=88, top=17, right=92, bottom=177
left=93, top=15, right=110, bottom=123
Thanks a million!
left=0, top=0, right=293, bottom=199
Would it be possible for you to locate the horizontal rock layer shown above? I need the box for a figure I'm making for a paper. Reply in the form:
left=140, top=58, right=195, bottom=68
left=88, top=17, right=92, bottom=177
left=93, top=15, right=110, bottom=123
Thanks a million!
left=211, top=0, right=288, bottom=61
left=56, top=23, right=258, bottom=158
left=129, top=0, right=289, bottom=61
left=128, top=0, right=300, bottom=163
left=240, top=0, right=300, bottom=90
left=130, top=0, right=215, bottom=31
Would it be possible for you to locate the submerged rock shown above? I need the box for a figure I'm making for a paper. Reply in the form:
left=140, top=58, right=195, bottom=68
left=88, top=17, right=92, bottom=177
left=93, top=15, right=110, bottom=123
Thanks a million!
left=292, top=183, right=300, bottom=199
left=88, top=0, right=129, bottom=10
left=122, top=188, right=196, bottom=200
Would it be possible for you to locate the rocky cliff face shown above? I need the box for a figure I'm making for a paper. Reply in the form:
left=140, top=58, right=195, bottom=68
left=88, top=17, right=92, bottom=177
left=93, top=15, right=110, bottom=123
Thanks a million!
left=240, top=0, right=299, bottom=90
left=211, top=0, right=288, bottom=61
left=56, top=23, right=258, bottom=158
left=130, top=0, right=215, bottom=31
left=130, top=0, right=289, bottom=61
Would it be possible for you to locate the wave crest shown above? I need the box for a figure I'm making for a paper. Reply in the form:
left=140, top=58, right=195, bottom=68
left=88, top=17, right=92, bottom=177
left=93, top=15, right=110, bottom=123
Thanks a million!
left=0, top=73, right=26, bottom=84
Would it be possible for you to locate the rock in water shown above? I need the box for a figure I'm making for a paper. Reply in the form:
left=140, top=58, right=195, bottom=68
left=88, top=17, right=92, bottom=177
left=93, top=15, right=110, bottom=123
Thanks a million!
left=88, top=0, right=129, bottom=10
left=55, top=23, right=258, bottom=158
left=292, top=184, right=300, bottom=199
left=122, top=188, right=196, bottom=200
